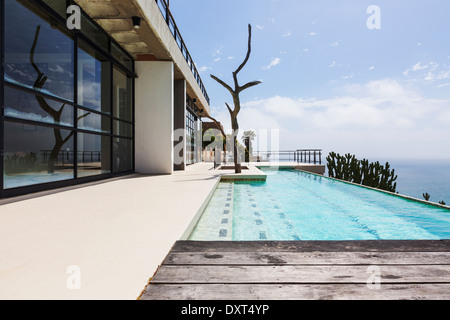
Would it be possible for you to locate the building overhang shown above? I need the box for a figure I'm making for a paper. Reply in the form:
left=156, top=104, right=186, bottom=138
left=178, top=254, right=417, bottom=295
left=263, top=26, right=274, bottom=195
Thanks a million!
left=75, top=0, right=211, bottom=117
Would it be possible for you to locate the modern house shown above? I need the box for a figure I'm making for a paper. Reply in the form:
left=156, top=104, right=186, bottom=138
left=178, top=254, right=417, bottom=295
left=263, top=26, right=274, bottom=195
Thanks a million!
left=0, top=0, right=210, bottom=198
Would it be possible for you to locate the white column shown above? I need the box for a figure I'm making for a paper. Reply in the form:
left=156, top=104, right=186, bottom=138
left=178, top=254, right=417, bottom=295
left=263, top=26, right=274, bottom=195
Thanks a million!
left=135, top=61, right=174, bottom=174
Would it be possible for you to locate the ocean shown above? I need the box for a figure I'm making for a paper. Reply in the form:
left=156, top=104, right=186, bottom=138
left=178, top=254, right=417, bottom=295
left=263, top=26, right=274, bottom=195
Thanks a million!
left=322, top=158, right=450, bottom=205
left=390, top=159, right=450, bottom=205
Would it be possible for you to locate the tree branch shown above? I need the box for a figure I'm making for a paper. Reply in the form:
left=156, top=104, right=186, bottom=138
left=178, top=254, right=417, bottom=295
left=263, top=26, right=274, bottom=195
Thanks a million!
left=234, top=24, right=252, bottom=77
left=239, top=80, right=262, bottom=93
left=225, top=102, right=234, bottom=116
left=202, top=115, right=227, bottom=139
left=210, top=74, right=233, bottom=95
left=30, top=25, right=42, bottom=78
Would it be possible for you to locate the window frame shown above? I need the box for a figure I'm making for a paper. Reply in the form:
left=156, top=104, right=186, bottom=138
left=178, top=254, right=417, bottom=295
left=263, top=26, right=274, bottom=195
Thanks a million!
left=1, top=0, right=136, bottom=198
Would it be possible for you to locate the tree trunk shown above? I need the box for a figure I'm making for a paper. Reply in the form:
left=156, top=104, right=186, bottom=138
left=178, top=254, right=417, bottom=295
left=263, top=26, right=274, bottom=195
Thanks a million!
left=232, top=117, right=241, bottom=173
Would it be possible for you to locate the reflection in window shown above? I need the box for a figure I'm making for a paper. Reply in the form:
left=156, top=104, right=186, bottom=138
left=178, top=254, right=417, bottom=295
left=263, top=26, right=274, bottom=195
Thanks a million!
left=41, top=0, right=67, bottom=17
left=4, top=0, right=74, bottom=101
left=112, top=43, right=133, bottom=72
left=113, top=67, right=133, bottom=122
left=77, top=133, right=111, bottom=177
left=113, top=120, right=132, bottom=137
left=77, top=110, right=111, bottom=133
left=186, top=108, right=198, bottom=165
left=4, top=86, right=74, bottom=127
left=78, top=40, right=111, bottom=113
left=113, top=138, right=133, bottom=172
left=4, top=121, right=75, bottom=189
left=80, top=13, right=109, bottom=53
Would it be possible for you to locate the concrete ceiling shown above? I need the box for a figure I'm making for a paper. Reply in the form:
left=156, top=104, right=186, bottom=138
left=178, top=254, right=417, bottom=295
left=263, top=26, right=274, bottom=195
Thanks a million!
left=75, top=0, right=205, bottom=109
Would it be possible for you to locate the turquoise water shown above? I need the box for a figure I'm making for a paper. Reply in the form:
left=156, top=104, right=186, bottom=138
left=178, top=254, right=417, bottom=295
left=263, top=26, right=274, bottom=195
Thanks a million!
left=189, top=168, right=450, bottom=241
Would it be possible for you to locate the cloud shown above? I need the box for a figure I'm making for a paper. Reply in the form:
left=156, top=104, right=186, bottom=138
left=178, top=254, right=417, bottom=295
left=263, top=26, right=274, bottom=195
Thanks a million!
left=308, top=32, right=317, bottom=36
left=330, top=40, right=341, bottom=47
left=282, top=31, right=291, bottom=37
left=403, top=62, right=429, bottom=76
left=234, top=79, right=450, bottom=159
left=368, top=66, right=375, bottom=71
left=403, top=61, right=450, bottom=85
left=199, top=66, right=211, bottom=73
left=255, top=25, right=264, bottom=30
left=263, top=58, right=281, bottom=70
left=329, top=61, right=344, bottom=68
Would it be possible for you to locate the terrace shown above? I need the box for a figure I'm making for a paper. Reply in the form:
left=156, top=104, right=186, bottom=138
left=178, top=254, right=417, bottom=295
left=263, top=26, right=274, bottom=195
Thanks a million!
left=2, top=161, right=450, bottom=300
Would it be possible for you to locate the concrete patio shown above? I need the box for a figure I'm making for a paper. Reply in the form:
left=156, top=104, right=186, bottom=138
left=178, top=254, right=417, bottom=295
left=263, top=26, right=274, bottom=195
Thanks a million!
left=0, top=163, right=228, bottom=299
left=0, top=161, right=325, bottom=300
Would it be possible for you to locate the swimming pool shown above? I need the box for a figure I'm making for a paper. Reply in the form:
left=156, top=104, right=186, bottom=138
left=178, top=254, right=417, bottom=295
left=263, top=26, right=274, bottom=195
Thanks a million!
left=189, top=168, right=450, bottom=241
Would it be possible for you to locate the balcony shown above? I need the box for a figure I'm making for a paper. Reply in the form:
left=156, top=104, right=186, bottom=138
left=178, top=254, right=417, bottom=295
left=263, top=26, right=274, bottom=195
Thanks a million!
left=155, top=0, right=210, bottom=106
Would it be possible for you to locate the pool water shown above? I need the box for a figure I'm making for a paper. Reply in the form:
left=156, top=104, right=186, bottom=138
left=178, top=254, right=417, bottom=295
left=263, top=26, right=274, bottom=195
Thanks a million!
left=189, top=168, right=450, bottom=241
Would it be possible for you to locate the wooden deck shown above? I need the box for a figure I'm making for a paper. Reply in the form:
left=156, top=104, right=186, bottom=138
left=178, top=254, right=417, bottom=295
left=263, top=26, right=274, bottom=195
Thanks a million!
left=140, top=240, right=450, bottom=300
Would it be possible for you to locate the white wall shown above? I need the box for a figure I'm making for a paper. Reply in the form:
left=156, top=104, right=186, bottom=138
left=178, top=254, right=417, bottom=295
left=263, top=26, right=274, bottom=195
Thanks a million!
left=135, top=61, right=174, bottom=174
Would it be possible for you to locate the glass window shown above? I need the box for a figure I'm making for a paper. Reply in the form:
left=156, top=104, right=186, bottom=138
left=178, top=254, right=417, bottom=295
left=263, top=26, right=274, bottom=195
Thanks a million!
left=113, top=120, right=132, bottom=137
left=4, top=86, right=74, bottom=127
left=78, top=40, right=111, bottom=113
left=77, top=133, right=111, bottom=177
left=80, top=13, right=109, bottom=53
left=4, top=0, right=74, bottom=101
left=3, top=121, right=75, bottom=189
left=113, top=67, right=133, bottom=122
left=42, top=0, right=68, bottom=18
left=113, top=138, right=133, bottom=172
left=186, top=108, right=198, bottom=165
left=111, top=42, right=133, bottom=72
left=77, top=110, right=111, bottom=134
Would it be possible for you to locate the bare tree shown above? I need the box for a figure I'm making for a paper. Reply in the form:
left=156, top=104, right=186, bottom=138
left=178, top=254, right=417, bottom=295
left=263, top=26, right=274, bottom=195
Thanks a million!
left=210, top=24, right=261, bottom=173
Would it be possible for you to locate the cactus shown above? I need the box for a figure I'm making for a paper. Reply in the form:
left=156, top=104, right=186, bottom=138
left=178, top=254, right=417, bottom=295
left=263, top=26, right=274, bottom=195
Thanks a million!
left=439, top=201, right=446, bottom=205
left=423, top=193, right=431, bottom=201
left=326, top=152, right=397, bottom=193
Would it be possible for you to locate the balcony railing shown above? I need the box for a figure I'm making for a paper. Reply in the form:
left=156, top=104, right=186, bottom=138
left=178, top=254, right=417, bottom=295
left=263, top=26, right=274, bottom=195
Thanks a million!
left=202, top=149, right=323, bottom=165
left=253, top=150, right=323, bottom=165
left=155, top=0, right=210, bottom=106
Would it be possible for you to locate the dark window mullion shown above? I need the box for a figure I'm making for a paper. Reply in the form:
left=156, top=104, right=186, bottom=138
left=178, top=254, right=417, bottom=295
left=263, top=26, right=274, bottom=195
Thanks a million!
left=4, top=82, right=74, bottom=106
left=3, top=116, right=75, bottom=131
left=74, top=29, right=78, bottom=179
left=1, top=0, right=5, bottom=196
left=132, top=72, right=135, bottom=172
left=110, top=59, right=114, bottom=173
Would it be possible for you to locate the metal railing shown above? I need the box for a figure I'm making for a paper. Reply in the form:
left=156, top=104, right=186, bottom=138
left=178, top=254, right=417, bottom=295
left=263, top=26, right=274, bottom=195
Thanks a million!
left=155, top=0, right=210, bottom=105
left=203, top=149, right=323, bottom=165
left=296, top=149, right=322, bottom=165
left=41, top=150, right=102, bottom=165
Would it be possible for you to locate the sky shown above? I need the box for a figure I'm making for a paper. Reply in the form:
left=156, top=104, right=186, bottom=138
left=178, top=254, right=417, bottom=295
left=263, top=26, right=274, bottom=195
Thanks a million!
left=169, top=0, right=450, bottom=161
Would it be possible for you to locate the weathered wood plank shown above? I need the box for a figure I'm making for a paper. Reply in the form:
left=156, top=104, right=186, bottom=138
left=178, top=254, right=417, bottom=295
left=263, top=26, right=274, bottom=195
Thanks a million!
left=151, top=265, right=450, bottom=284
left=141, top=283, right=450, bottom=300
left=172, top=240, right=450, bottom=253
left=164, top=251, right=450, bottom=266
